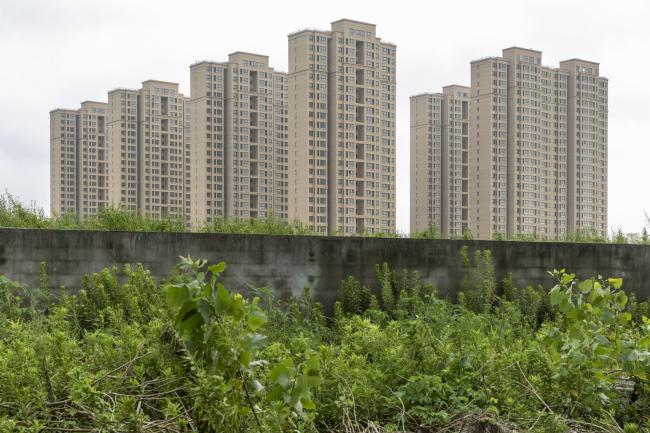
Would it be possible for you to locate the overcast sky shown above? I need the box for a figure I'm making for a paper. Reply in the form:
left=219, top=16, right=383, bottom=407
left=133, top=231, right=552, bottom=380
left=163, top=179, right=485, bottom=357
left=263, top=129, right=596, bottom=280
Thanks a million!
left=1, top=0, right=648, bottom=234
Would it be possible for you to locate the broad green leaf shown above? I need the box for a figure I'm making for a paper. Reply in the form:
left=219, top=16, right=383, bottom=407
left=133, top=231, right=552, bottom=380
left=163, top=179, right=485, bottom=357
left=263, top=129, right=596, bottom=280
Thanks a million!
left=215, top=285, right=231, bottom=313
left=239, top=350, right=252, bottom=368
left=166, top=285, right=189, bottom=309
left=614, top=292, right=628, bottom=309
left=550, top=287, right=564, bottom=306
left=608, top=278, right=623, bottom=289
left=197, top=298, right=212, bottom=324
left=619, top=312, right=632, bottom=324
left=301, top=398, right=316, bottom=410
left=175, top=300, right=198, bottom=324
left=577, top=279, right=593, bottom=294
left=180, top=312, right=204, bottom=338
left=247, top=310, right=267, bottom=331
left=208, top=262, right=226, bottom=275
left=567, top=307, right=582, bottom=320
left=561, top=273, right=575, bottom=285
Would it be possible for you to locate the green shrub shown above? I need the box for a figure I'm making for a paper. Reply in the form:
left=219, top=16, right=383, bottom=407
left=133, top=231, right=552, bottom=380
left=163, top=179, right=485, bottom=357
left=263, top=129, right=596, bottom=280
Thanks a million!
left=458, top=247, right=496, bottom=313
left=1, top=257, right=649, bottom=432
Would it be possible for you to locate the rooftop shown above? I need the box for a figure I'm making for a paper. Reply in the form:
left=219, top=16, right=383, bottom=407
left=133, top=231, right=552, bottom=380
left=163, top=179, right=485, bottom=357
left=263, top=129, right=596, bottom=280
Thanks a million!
left=80, top=100, right=107, bottom=106
left=410, top=92, right=443, bottom=99
left=229, top=51, right=270, bottom=60
left=108, top=87, right=139, bottom=94
left=331, top=18, right=376, bottom=28
left=502, top=46, right=543, bottom=54
left=443, top=84, right=470, bottom=90
left=142, top=79, right=179, bottom=87
left=560, top=58, right=600, bottom=66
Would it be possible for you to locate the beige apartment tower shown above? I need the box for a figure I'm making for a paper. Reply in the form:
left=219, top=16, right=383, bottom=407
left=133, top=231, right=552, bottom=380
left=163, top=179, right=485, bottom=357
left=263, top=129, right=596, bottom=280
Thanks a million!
left=107, top=81, right=191, bottom=220
left=560, top=59, right=608, bottom=235
left=50, top=101, right=109, bottom=218
left=288, top=19, right=396, bottom=234
left=189, top=52, right=288, bottom=227
left=410, top=86, right=470, bottom=236
left=52, top=80, right=191, bottom=221
left=470, top=47, right=607, bottom=239
left=107, top=88, right=139, bottom=211
left=136, top=80, right=189, bottom=219
left=50, top=108, right=79, bottom=216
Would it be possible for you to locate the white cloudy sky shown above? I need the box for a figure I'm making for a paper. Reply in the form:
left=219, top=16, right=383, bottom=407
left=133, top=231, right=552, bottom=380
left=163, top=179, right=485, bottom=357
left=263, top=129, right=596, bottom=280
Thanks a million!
left=1, top=0, right=648, bottom=234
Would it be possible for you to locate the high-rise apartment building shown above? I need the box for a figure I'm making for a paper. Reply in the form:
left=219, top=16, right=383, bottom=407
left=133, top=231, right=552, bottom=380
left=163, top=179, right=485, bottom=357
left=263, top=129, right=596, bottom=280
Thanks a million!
left=469, top=47, right=606, bottom=239
left=189, top=52, right=288, bottom=227
left=50, top=108, right=79, bottom=216
left=288, top=19, right=396, bottom=234
left=560, top=59, right=608, bottom=235
left=410, top=86, right=470, bottom=236
left=50, top=101, right=109, bottom=218
left=52, top=81, right=191, bottom=220
left=107, top=88, right=139, bottom=210
left=136, top=80, right=189, bottom=219
left=411, top=47, right=607, bottom=240
left=77, top=101, right=109, bottom=218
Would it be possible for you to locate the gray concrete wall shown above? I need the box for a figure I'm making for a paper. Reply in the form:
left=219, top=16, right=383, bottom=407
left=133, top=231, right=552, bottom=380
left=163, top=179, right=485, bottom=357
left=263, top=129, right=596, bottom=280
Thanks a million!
left=1, top=228, right=649, bottom=310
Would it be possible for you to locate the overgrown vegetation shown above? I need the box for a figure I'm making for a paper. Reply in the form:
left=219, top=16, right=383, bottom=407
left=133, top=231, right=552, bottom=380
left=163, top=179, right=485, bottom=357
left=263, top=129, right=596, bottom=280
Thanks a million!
left=0, top=192, right=311, bottom=235
left=4, top=193, right=650, bottom=243
left=1, top=250, right=650, bottom=432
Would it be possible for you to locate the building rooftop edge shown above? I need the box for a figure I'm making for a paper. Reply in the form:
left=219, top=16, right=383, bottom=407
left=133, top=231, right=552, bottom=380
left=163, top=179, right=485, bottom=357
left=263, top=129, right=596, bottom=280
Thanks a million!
left=410, top=92, right=443, bottom=98
left=49, top=108, right=78, bottom=113
left=331, top=18, right=377, bottom=27
left=503, top=46, right=543, bottom=54
left=229, top=51, right=270, bottom=59
left=442, top=84, right=470, bottom=90
left=470, top=56, right=506, bottom=64
left=80, top=100, right=107, bottom=105
left=560, top=58, right=600, bottom=65
left=288, top=28, right=331, bottom=37
left=191, top=60, right=228, bottom=68
left=142, top=79, right=179, bottom=86
left=108, top=88, right=139, bottom=94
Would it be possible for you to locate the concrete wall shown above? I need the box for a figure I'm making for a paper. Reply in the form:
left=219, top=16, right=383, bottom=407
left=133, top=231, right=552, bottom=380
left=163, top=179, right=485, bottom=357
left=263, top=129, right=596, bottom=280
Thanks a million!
left=1, top=228, right=649, bottom=310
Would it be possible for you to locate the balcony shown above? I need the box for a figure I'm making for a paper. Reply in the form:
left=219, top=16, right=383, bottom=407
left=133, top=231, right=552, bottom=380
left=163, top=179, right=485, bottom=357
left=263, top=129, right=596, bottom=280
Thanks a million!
left=356, top=125, right=365, bottom=141
left=356, top=68, right=364, bottom=85
left=355, top=40, right=364, bottom=65
left=356, top=87, right=364, bottom=104
left=356, top=181, right=365, bottom=197
left=356, top=106, right=364, bottom=122
left=356, top=144, right=365, bottom=160
left=356, top=162, right=365, bottom=178
left=161, top=97, right=169, bottom=116
left=250, top=71, right=258, bottom=92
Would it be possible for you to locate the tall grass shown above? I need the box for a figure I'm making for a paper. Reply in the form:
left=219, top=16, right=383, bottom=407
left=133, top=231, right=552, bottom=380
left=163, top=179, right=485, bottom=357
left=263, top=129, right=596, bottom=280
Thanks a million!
left=202, top=216, right=315, bottom=235
left=3, top=192, right=649, bottom=243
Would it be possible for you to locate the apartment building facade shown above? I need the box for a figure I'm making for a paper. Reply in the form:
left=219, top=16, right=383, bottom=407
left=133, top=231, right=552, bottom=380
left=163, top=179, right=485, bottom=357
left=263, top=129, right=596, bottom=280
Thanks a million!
left=136, top=80, right=189, bottom=219
left=560, top=59, right=608, bottom=235
left=50, top=108, right=79, bottom=216
left=107, top=88, right=139, bottom=211
left=50, top=101, right=109, bottom=218
left=189, top=52, right=288, bottom=227
left=412, top=47, right=607, bottom=240
left=288, top=19, right=396, bottom=234
left=410, top=86, right=470, bottom=236
left=52, top=81, right=191, bottom=221
left=470, top=48, right=607, bottom=239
